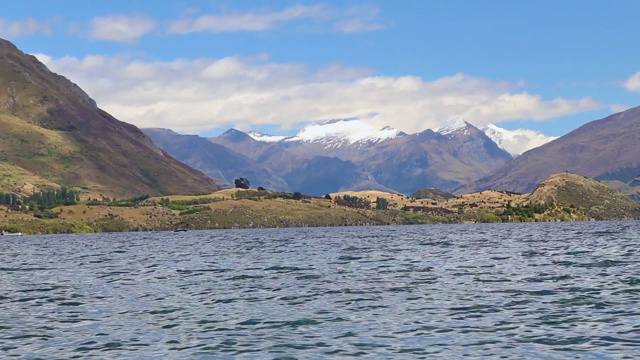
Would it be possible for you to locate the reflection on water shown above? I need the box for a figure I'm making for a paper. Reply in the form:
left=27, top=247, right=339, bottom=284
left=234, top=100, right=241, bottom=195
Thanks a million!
left=1, top=222, right=639, bottom=358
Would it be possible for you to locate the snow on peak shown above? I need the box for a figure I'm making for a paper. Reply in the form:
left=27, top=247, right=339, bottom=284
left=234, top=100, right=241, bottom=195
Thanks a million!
left=285, top=119, right=405, bottom=147
left=481, top=123, right=558, bottom=156
left=436, top=118, right=471, bottom=136
left=247, top=131, right=286, bottom=143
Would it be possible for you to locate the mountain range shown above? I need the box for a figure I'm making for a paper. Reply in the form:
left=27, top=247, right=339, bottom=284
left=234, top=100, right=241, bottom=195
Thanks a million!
left=145, top=118, right=514, bottom=195
left=146, top=104, right=640, bottom=200
left=1, top=37, right=638, bottom=204
left=457, top=105, right=640, bottom=200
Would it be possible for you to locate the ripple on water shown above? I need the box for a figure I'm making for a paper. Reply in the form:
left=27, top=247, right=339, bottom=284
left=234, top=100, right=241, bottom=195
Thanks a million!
left=1, top=222, right=639, bottom=359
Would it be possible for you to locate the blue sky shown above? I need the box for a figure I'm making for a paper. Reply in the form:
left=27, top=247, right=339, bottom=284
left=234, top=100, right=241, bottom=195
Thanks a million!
left=2, top=0, right=640, bottom=140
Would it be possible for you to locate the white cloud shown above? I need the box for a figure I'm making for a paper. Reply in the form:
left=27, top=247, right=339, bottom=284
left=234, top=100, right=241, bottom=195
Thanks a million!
left=482, top=124, right=558, bottom=155
left=168, top=4, right=390, bottom=34
left=168, top=5, right=326, bottom=34
left=610, top=104, right=631, bottom=113
left=89, top=15, right=156, bottom=43
left=623, top=72, right=640, bottom=92
left=458, top=92, right=600, bottom=123
left=0, top=17, right=57, bottom=37
left=34, top=53, right=602, bottom=135
left=334, top=6, right=389, bottom=33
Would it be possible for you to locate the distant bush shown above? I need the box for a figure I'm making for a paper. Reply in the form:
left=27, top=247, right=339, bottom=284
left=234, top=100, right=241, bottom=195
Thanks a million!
left=86, top=194, right=150, bottom=207
left=334, top=195, right=371, bottom=209
left=477, top=211, right=501, bottom=223
left=33, top=210, right=59, bottom=219
left=179, top=206, right=209, bottom=216
left=234, top=190, right=270, bottom=199
left=500, top=201, right=554, bottom=220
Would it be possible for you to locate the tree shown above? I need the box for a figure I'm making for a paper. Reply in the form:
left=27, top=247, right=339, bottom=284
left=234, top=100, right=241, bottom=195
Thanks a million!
left=324, top=193, right=332, bottom=200
left=376, top=197, right=389, bottom=210
left=257, top=186, right=266, bottom=191
left=292, top=192, right=303, bottom=200
left=234, top=178, right=250, bottom=189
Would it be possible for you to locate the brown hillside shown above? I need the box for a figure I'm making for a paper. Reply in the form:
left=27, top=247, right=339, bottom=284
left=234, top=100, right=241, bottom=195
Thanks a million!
left=0, top=38, right=217, bottom=197
left=457, top=106, right=640, bottom=198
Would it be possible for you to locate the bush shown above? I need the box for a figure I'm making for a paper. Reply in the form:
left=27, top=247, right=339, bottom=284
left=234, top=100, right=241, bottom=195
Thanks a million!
left=234, top=178, right=250, bottom=189
left=376, top=197, right=389, bottom=210
left=477, top=211, right=501, bottom=223
left=334, top=195, right=371, bottom=209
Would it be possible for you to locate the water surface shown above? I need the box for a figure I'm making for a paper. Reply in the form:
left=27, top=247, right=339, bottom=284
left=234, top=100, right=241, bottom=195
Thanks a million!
left=1, top=222, right=640, bottom=359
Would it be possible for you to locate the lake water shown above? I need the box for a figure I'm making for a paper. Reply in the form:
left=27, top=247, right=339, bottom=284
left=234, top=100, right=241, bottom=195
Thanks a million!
left=1, top=222, right=640, bottom=359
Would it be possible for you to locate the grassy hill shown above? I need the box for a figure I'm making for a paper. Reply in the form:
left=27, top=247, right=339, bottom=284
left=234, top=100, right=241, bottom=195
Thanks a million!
left=1, top=173, right=637, bottom=234
left=528, top=173, right=640, bottom=220
left=335, top=173, right=640, bottom=222
left=0, top=38, right=218, bottom=198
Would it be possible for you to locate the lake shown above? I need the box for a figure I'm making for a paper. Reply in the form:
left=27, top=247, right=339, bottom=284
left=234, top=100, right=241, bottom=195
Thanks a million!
left=1, top=222, right=639, bottom=359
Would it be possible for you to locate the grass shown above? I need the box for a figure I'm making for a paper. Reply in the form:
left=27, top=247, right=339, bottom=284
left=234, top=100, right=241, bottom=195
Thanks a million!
left=0, top=173, right=636, bottom=234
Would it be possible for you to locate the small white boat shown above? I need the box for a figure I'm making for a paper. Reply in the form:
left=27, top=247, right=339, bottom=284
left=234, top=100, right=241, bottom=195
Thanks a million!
left=0, top=230, right=22, bottom=236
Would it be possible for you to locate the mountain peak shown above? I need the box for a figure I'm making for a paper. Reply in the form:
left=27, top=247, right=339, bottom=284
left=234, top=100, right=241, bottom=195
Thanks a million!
left=218, top=128, right=254, bottom=142
left=436, top=118, right=471, bottom=135
left=285, top=118, right=405, bottom=147
left=247, top=130, right=287, bottom=143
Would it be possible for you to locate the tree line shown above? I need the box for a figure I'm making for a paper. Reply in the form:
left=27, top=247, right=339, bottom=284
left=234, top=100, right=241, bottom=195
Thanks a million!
left=0, top=187, right=80, bottom=209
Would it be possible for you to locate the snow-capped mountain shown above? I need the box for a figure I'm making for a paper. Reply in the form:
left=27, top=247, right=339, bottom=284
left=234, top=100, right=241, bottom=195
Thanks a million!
left=481, top=124, right=558, bottom=156
left=247, top=131, right=287, bottom=143
left=436, top=118, right=471, bottom=136
left=282, top=119, right=406, bottom=148
left=167, top=117, right=515, bottom=195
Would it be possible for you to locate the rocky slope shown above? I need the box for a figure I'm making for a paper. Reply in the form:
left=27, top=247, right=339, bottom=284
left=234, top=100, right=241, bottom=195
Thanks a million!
left=201, top=120, right=512, bottom=195
left=0, top=38, right=218, bottom=197
left=144, top=128, right=288, bottom=191
left=457, top=106, right=640, bottom=198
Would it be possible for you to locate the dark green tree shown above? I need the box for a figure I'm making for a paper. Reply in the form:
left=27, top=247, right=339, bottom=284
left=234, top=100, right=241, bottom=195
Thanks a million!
left=234, top=178, right=250, bottom=189
left=376, top=197, right=389, bottom=210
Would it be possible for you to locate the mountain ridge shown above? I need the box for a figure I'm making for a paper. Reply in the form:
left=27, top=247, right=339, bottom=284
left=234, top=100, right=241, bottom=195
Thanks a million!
left=0, top=38, right=218, bottom=197
left=147, top=120, right=513, bottom=195
left=457, top=105, right=640, bottom=198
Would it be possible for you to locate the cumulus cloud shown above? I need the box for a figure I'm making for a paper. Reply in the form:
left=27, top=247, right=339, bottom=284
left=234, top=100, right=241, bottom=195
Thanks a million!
left=623, top=72, right=640, bottom=92
left=169, top=4, right=326, bottom=34
left=89, top=15, right=156, bottom=43
left=482, top=124, right=558, bottom=155
left=0, top=17, right=57, bottom=37
left=34, top=53, right=601, bottom=135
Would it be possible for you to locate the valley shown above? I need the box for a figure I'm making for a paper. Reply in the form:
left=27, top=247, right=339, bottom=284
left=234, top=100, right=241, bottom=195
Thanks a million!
left=0, top=37, right=638, bottom=235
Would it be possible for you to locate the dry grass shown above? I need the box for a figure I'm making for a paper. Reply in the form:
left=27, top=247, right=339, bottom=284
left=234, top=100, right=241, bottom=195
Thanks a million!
left=332, top=188, right=529, bottom=212
left=2, top=173, right=636, bottom=234
left=331, top=190, right=432, bottom=208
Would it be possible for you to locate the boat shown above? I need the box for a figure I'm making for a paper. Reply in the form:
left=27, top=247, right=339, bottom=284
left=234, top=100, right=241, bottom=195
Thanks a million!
left=1, top=230, right=23, bottom=236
